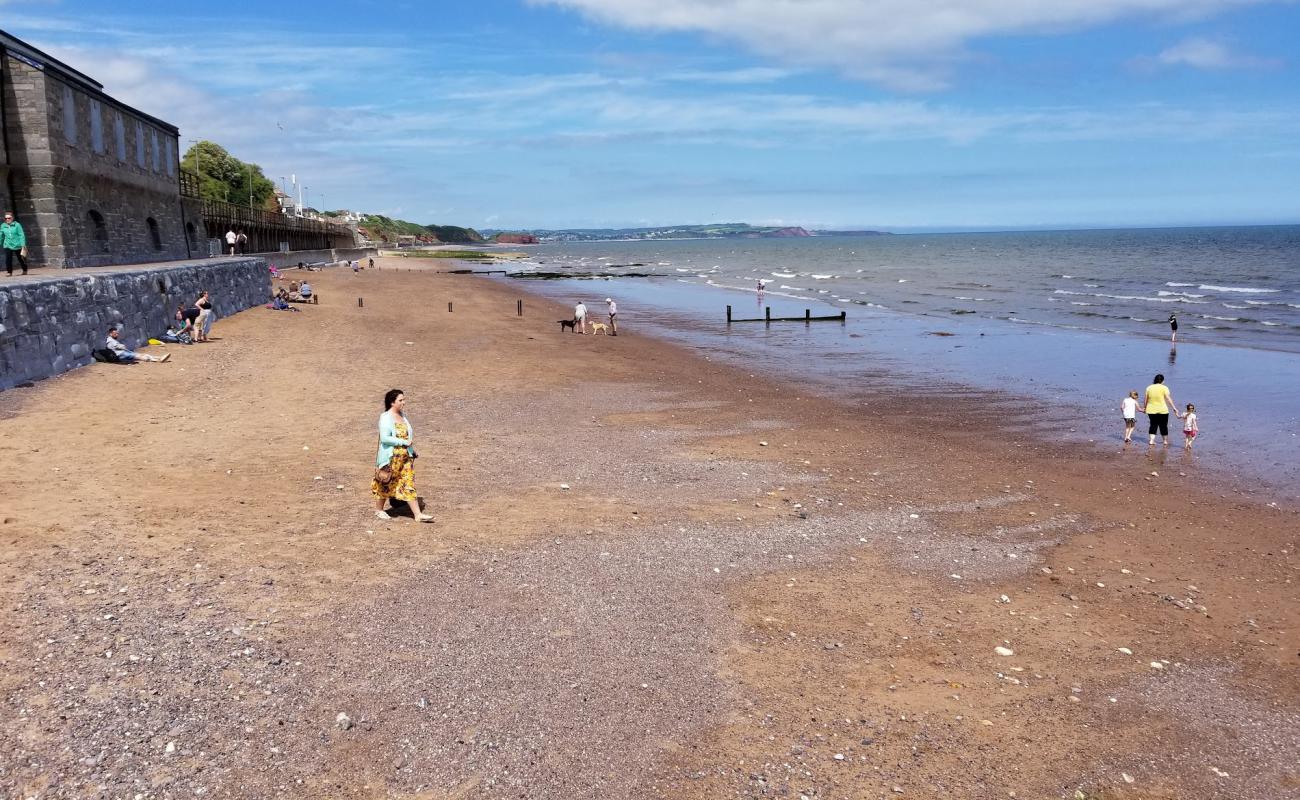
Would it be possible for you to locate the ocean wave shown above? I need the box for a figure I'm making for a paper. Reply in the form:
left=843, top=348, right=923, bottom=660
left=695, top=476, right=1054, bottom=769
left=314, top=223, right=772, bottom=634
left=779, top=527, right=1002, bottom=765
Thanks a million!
left=1193, top=325, right=1230, bottom=330
left=1200, top=284, right=1280, bottom=294
left=771, top=271, right=796, bottom=278
left=811, top=274, right=834, bottom=279
left=1223, top=303, right=1250, bottom=309
left=1261, top=321, right=1283, bottom=326
left=1070, top=301, right=1097, bottom=306
left=779, top=284, right=808, bottom=292
left=1053, top=289, right=1209, bottom=304
left=1157, top=290, right=1206, bottom=298
left=1166, top=282, right=1196, bottom=287
left=1199, top=315, right=1241, bottom=322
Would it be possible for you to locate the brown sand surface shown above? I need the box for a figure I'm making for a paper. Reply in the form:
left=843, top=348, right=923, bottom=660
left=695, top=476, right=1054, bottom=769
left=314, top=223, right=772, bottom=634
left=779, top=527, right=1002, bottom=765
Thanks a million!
left=0, top=257, right=1295, bottom=799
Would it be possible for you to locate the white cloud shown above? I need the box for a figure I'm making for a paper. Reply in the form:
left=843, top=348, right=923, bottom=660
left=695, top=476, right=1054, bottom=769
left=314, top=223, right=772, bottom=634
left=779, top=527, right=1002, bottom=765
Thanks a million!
left=534, top=0, right=1272, bottom=89
left=1153, top=37, right=1281, bottom=69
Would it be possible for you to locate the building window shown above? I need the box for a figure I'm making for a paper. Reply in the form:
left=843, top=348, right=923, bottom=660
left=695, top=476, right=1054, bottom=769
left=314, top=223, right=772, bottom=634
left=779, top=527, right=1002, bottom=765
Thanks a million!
left=146, top=217, right=163, bottom=250
left=136, top=124, right=146, bottom=167
left=62, top=85, right=78, bottom=145
left=90, top=100, right=104, bottom=153
left=114, top=113, right=126, bottom=161
left=87, top=210, right=109, bottom=253
left=151, top=130, right=161, bottom=172
left=166, top=138, right=176, bottom=177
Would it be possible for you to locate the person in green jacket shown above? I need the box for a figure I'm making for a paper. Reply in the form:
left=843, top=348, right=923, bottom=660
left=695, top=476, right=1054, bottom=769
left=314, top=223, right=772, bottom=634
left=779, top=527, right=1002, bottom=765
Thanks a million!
left=2, top=211, right=28, bottom=276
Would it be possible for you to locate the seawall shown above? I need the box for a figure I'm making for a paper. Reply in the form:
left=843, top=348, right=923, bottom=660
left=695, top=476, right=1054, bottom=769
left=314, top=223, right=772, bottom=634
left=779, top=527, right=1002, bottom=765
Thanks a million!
left=0, top=257, right=269, bottom=390
left=255, top=247, right=378, bottom=270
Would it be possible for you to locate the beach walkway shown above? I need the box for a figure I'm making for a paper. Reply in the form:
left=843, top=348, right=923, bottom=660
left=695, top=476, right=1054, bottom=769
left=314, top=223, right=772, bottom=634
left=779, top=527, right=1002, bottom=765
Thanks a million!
left=0, top=258, right=1294, bottom=799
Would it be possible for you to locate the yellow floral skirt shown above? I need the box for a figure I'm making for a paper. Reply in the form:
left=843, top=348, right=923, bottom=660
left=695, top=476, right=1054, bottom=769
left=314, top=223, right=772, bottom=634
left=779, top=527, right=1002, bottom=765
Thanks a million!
left=372, top=449, right=417, bottom=503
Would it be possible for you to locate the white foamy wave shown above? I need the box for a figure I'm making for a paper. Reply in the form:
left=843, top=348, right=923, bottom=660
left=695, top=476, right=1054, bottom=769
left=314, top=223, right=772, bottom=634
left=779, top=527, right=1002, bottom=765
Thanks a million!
left=897, top=279, right=908, bottom=283
left=771, top=271, right=796, bottom=278
left=1053, top=289, right=1208, bottom=304
left=1070, top=302, right=1096, bottom=306
left=780, top=284, right=808, bottom=292
left=675, top=268, right=691, bottom=272
left=1166, top=282, right=1196, bottom=287
left=811, top=274, right=834, bottom=279
left=1261, top=321, right=1283, bottom=326
left=1223, top=303, right=1250, bottom=309
left=1199, top=284, right=1280, bottom=294
left=1157, top=290, right=1205, bottom=298
left=1200, top=315, right=1241, bottom=322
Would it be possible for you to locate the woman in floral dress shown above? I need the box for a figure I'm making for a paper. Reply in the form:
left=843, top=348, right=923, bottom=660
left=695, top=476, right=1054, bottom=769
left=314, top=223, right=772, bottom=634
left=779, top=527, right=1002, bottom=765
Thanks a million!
left=373, top=388, right=434, bottom=522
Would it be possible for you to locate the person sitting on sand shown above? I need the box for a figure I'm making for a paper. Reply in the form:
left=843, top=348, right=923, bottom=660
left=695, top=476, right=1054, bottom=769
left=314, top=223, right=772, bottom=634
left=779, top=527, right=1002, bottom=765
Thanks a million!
left=299, top=280, right=314, bottom=303
left=105, top=325, right=170, bottom=363
left=574, top=300, right=588, bottom=334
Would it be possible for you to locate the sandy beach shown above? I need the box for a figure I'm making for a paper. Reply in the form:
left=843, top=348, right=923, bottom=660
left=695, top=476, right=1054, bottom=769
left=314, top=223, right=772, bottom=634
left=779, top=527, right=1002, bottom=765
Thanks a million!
left=0, top=257, right=1295, bottom=799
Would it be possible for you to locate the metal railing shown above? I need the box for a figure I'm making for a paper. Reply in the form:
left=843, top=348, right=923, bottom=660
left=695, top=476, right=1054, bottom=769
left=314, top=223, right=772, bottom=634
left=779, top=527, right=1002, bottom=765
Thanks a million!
left=180, top=171, right=351, bottom=237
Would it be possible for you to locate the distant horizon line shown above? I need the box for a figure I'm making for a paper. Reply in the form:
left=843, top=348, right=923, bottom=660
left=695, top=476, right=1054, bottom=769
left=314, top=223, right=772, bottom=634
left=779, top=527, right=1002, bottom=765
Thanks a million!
left=479, top=220, right=1299, bottom=236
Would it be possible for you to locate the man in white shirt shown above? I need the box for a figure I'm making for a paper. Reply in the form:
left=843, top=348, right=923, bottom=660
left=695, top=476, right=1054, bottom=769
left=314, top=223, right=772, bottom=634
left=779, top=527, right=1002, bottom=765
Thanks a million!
left=574, top=300, right=588, bottom=334
left=225, top=228, right=237, bottom=255
left=105, top=326, right=169, bottom=362
left=605, top=297, right=618, bottom=335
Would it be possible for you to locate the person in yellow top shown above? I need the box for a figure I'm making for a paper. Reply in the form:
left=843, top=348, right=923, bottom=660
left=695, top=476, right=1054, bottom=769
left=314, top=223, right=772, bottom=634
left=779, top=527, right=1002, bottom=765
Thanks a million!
left=1141, top=373, right=1181, bottom=446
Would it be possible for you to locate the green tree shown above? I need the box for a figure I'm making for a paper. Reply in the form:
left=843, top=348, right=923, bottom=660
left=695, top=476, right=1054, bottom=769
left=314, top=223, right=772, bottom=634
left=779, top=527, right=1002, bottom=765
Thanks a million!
left=181, top=140, right=277, bottom=209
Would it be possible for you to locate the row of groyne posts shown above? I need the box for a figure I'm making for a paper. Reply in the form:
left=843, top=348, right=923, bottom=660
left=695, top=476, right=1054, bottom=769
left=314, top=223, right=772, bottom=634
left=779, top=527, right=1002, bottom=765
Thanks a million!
left=727, top=304, right=846, bottom=324
left=351, top=267, right=849, bottom=324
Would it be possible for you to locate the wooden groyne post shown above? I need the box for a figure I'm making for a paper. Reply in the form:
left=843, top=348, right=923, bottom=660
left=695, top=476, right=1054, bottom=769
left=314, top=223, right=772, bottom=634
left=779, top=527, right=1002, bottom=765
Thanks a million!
left=517, top=299, right=523, bottom=316
left=358, top=297, right=363, bottom=308
left=448, top=301, right=453, bottom=313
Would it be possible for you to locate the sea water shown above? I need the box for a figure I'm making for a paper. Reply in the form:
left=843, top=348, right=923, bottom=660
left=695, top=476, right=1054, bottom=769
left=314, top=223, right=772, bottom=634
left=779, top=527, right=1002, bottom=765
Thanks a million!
left=505, top=226, right=1300, bottom=501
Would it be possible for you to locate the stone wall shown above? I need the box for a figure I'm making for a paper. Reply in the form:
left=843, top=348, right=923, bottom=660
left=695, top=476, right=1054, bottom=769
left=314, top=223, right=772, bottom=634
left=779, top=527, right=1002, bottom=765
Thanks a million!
left=1, top=47, right=189, bottom=269
left=258, top=247, right=378, bottom=270
left=0, top=257, right=269, bottom=390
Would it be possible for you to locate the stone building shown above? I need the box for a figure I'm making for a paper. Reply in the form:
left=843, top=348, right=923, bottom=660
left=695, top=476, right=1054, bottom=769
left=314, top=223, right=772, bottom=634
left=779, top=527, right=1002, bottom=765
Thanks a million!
left=1, top=30, right=203, bottom=268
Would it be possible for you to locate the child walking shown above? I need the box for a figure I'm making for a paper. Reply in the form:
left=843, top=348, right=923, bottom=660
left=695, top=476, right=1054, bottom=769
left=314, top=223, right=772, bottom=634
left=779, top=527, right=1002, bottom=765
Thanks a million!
left=1182, top=403, right=1198, bottom=449
left=1121, top=390, right=1139, bottom=443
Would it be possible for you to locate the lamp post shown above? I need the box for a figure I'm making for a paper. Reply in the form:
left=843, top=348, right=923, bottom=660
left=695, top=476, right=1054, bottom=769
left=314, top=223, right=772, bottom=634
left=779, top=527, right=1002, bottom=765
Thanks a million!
left=187, top=138, right=201, bottom=195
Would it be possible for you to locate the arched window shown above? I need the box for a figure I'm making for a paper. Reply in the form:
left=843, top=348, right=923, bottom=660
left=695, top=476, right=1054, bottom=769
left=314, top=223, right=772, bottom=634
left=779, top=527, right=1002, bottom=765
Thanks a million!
left=146, top=217, right=163, bottom=251
left=87, top=210, right=109, bottom=253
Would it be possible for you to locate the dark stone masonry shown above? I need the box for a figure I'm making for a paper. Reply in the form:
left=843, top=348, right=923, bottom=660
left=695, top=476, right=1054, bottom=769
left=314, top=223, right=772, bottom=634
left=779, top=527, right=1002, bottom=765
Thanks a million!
left=0, top=258, right=269, bottom=390
left=2, top=31, right=200, bottom=268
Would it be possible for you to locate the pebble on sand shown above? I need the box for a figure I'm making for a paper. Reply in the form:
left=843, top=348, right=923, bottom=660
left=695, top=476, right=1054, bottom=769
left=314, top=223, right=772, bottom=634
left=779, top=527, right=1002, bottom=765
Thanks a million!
left=1117, top=647, right=1133, bottom=655
left=995, top=646, right=1015, bottom=657
left=335, top=712, right=353, bottom=730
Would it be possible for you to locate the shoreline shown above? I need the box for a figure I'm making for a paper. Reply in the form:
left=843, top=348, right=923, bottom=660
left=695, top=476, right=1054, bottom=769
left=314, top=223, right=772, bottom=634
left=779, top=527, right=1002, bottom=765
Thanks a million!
left=0, top=258, right=1294, bottom=798
left=505, top=271, right=1300, bottom=506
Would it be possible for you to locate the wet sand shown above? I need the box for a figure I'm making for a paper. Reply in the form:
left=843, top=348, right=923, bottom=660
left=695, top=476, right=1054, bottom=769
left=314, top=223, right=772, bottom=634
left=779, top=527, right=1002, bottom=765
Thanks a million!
left=0, top=257, right=1295, bottom=799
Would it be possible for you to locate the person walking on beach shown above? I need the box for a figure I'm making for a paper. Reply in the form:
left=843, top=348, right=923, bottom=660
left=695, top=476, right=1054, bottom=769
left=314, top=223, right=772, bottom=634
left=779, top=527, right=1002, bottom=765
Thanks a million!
left=105, top=325, right=170, bottom=363
left=2, top=211, right=29, bottom=276
left=1121, top=390, right=1139, bottom=444
left=1182, top=403, right=1199, bottom=450
left=225, top=228, right=238, bottom=255
left=368, top=257, right=374, bottom=270
left=605, top=297, right=618, bottom=335
left=352, top=259, right=360, bottom=274
left=372, top=388, right=434, bottom=522
left=574, top=300, right=588, bottom=334
left=1142, top=373, right=1180, bottom=447
left=1169, top=312, right=1178, bottom=343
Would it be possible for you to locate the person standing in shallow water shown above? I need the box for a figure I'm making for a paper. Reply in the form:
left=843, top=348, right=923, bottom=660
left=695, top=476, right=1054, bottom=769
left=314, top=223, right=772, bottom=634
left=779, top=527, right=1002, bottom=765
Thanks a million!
left=1142, top=373, right=1180, bottom=447
left=373, top=389, right=434, bottom=522
left=1169, top=312, right=1178, bottom=343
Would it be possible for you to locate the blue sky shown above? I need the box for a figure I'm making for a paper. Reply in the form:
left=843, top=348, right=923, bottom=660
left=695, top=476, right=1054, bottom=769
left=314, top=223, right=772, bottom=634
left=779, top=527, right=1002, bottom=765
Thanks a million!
left=6, top=0, right=1299, bottom=230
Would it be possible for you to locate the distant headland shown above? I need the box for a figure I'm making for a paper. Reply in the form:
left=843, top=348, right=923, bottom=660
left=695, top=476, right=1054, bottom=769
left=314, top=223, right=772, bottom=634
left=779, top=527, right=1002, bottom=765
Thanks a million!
left=479, top=223, right=891, bottom=243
